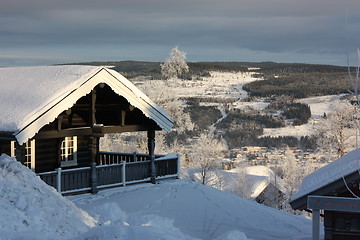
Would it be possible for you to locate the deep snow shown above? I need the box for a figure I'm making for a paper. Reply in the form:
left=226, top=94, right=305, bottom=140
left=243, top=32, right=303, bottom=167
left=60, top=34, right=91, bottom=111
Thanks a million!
left=0, top=154, right=312, bottom=240
left=0, top=154, right=95, bottom=240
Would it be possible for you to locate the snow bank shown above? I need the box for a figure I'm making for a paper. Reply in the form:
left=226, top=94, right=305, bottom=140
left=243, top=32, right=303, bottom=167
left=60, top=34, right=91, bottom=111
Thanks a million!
left=71, top=179, right=311, bottom=240
left=72, top=212, right=199, bottom=240
left=0, top=152, right=311, bottom=240
left=0, top=154, right=95, bottom=240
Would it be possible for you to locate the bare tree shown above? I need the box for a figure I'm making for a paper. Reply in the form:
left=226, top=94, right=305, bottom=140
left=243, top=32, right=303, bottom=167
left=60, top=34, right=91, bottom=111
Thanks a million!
left=188, top=133, right=225, bottom=185
left=160, top=46, right=189, bottom=80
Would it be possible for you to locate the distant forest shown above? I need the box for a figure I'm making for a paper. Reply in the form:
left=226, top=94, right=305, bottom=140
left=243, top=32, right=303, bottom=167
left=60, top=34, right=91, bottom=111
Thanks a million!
left=68, top=60, right=352, bottom=98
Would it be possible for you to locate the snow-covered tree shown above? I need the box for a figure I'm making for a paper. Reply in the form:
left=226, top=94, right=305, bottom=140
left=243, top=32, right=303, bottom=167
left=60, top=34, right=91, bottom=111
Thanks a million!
left=160, top=46, right=189, bottom=80
left=281, top=148, right=301, bottom=196
left=231, top=169, right=252, bottom=200
left=138, top=80, right=194, bottom=133
left=316, top=102, right=359, bottom=158
left=188, top=133, right=225, bottom=185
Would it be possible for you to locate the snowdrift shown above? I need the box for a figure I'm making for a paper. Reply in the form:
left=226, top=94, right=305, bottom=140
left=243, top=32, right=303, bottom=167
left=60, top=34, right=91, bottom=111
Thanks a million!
left=0, top=154, right=95, bottom=240
left=71, top=179, right=312, bottom=240
left=1, top=152, right=311, bottom=240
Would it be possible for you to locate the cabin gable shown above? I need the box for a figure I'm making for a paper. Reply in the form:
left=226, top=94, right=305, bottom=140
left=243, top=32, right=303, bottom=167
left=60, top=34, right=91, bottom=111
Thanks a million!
left=13, top=67, right=172, bottom=145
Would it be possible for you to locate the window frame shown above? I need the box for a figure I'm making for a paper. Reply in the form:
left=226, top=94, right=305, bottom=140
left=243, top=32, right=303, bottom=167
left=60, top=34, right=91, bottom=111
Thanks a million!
left=11, top=140, right=36, bottom=171
left=60, top=136, right=78, bottom=167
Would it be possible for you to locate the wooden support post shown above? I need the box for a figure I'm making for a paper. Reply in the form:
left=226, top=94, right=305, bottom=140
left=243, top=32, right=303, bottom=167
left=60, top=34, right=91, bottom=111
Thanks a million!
left=121, top=110, right=126, bottom=127
left=312, top=209, right=320, bottom=240
left=122, top=161, right=126, bottom=186
left=133, top=151, right=138, bottom=162
left=57, top=116, right=63, bottom=131
left=90, top=89, right=97, bottom=126
left=177, top=154, right=181, bottom=179
left=89, top=136, right=98, bottom=194
left=15, top=142, right=25, bottom=165
left=56, top=167, right=62, bottom=193
left=147, top=130, right=156, bottom=184
left=57, top=139, right=62, bottom=168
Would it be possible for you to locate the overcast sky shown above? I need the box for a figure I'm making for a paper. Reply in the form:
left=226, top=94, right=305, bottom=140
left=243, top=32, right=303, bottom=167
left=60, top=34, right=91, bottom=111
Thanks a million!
left=1, top=0, right=360, bottom=66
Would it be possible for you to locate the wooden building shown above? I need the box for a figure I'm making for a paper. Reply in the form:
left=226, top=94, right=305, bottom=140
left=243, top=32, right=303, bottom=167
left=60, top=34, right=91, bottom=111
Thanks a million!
left=0, top=65, right=178, bottom=194
left=290, top=149, right=360, bottom=239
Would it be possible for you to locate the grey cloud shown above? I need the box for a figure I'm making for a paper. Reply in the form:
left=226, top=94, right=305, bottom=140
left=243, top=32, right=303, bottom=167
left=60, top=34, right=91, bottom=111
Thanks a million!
left=0, top=0, right=360, bottom=66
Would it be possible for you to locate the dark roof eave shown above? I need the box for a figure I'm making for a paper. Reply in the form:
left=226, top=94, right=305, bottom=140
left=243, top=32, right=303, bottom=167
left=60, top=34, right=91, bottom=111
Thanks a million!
left=0, top=131, right=16, bottom=141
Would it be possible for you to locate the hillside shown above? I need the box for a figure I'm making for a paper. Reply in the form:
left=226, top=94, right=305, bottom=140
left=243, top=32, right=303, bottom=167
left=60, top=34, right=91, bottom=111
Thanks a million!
left=1, top=154, right=313, bottom=239
left=66, top=61, right=353, bottom=150
left=64, top=61, right=350, bottom=98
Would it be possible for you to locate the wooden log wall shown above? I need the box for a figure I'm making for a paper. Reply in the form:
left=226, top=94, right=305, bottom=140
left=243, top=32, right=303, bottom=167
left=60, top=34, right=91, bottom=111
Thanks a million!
left=0, top=140, right=11, bottom=156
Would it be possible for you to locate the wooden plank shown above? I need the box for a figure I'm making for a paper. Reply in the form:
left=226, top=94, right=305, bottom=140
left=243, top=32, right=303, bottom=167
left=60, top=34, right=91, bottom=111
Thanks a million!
left=34, top=124, right=160, bottom=140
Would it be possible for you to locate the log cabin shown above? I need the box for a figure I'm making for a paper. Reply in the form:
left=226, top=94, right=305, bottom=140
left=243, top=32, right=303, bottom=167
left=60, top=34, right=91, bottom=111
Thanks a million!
left=0, top=65, right=179, bottom=194
left=290, top=149, right=360, bottom=239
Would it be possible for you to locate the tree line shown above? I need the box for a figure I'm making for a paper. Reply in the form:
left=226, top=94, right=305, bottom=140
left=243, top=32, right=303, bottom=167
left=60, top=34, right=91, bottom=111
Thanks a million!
left=243, top=72, right=351, bottom=98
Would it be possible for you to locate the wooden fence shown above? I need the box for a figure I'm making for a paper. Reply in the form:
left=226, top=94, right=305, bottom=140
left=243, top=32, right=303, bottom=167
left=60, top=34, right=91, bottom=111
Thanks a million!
left=38, top=152, right=180, bottom=194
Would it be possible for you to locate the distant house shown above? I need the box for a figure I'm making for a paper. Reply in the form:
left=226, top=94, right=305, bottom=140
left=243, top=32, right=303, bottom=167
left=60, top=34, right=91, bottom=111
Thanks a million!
left=0, top=65, right=179, bottom=194
left=290, top=148, right=360, bottom=239
left=243, top=166, right=286, bottom=208
left=223, top=166, right=286, bottom=208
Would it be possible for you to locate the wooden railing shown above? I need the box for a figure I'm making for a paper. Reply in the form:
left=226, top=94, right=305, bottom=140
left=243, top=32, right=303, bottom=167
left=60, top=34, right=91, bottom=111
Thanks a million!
left=98, top=151, right=164, bottom=165
left=38, top=152, right=180, bottom=194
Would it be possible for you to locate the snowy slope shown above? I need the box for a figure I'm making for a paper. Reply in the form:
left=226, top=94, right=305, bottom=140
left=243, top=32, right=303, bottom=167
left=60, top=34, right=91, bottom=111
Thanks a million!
left=0, top=154, right=95, bottom=240
left=262, top=95, right=348, bottom=138
left=1, top=153, right=312, bottom=240
left=70, top=180, right=312, bottom=240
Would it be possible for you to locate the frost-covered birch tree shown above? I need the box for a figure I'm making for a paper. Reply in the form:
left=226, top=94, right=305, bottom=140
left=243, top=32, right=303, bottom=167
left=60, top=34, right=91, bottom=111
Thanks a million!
left=161, top=46, right=189, bottom=80
left=188, top=133, right=225, bottom=185
left=316, top=102, right=359, bottom=158
left=139, top=80, right=194, bottom=133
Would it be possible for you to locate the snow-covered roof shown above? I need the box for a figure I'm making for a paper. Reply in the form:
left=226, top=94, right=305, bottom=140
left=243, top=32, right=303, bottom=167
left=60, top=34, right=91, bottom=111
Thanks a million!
left=243, top=166, right=287, bottom=198
left=291, top=148, right=360, bottom=202
left=0, top=65, right=173, bottom=145
left=217, top=165, right=287, bottom=199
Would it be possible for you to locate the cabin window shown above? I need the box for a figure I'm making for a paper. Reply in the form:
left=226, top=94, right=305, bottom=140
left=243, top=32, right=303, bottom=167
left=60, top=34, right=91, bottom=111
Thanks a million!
left=61, top=136, right=78, bottom=167
left=11, top=140, right=36, bottom=171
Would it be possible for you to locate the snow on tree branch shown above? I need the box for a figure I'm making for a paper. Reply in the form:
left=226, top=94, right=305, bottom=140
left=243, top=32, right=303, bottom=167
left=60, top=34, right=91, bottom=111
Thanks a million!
left=161, top=46, right=189, bottom=80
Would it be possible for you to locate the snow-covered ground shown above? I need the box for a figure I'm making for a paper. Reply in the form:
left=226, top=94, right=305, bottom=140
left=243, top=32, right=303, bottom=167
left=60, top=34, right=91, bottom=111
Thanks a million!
left=262, top=95, right=347, bottom=138
left=139, top=70, right=348, bottom=139
left=1, top=154, right=313, bottom=240
left=0, top=154, right=95, bottom=240
left=161, top=70, right=260, bottom=100
left=262, top=120, right=318, bottom=139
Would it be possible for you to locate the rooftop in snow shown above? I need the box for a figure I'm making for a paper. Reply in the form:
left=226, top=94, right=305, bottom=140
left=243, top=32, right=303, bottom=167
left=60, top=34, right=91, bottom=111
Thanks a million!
left=0, top=65, right=173, bottom=144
